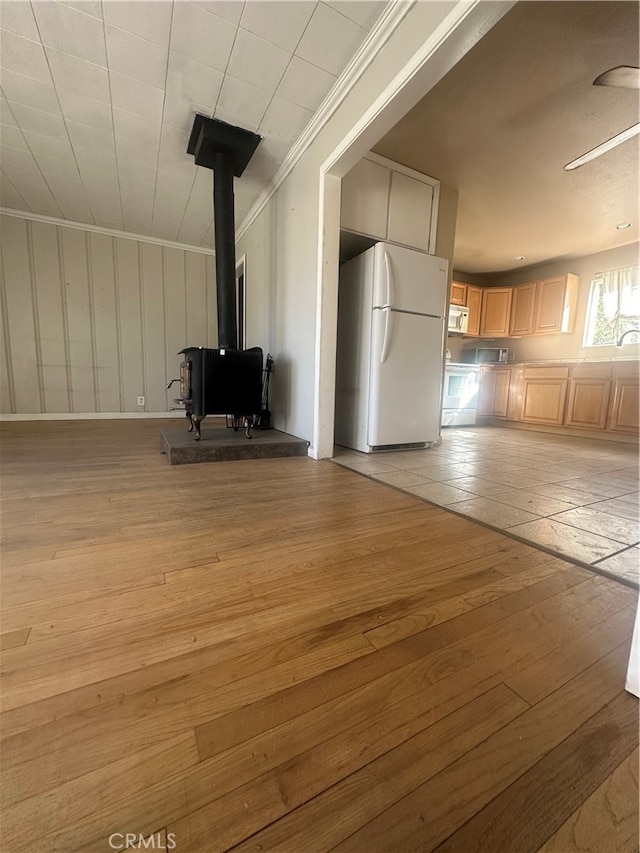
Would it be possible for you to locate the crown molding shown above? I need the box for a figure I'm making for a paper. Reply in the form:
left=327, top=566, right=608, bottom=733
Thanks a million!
left=0, top=208, right=216, bottom=256
left=235, top=0, right=416, bottom=242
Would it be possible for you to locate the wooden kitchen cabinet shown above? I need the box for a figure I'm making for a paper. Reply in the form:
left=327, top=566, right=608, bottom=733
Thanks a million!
left=510, top=282, right=536, bottom=336
left=480, top=288, right=512, bottom=337
left=519, top=367, right=569, bottom=425
left=466, top=285, right=483, bottom=336
left=608, top=364, right=640, bottom=433
left=450, top=281, right=467, bottom=306
left=533, top=274, right=579, bottom=334
left=341, top=154, right=439, bottom=253
left=478, top=366, right=511, bottom=418
left=565, top=379, right=612, bottom=429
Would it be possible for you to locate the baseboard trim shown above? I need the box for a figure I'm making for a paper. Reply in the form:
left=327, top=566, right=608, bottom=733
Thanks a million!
left=0, top=412, right=223, bottom=421
left=478, top=417, right=639, bottom=445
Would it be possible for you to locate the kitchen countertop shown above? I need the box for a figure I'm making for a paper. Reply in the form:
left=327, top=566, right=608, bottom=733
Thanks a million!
left=448, top=357, right=640, bottom=366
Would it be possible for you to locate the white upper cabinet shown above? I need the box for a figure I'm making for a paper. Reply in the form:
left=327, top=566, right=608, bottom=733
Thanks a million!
left=387, top=170, right=433, bottom=251
left=340, top=153, right=439, bottom=254
left=340, top=158, right=390, bottom=239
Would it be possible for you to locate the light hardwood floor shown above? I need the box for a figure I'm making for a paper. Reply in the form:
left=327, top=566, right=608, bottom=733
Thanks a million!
left=1, top=419, right=638, bottom=853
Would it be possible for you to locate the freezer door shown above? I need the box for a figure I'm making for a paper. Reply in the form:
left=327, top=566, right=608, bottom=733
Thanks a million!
left=368, top=309, right=444, bottom=447
left=372, top=243, right=448, bottom=316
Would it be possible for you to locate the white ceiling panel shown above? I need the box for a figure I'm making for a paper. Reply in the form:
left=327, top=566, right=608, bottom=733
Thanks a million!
left=46, top=47, right=111, bottom=103
left=260, top=97, right=313, bottom=141
left=0, top=176, right=27, bottom=208
left=102, top=1, right=173, bottom=48
left=56, top=193, right=94, bottom=222
left=1, top=28, right=52, bottom=83
left=57, top=88, right=113, bottom=132
left=227, top=28, right=290, bottom=93
left=170, top=2, right=236, bottom=73
left=0, top=145, right=36, bottom=171
left=326, top=0, right=388, bottom=28
left=276, top=55, right=336, bottom=113
left=190, top=1, right=243, bottom=27
left=110, top=73, right=165, bottom=123
left=0, top=1, right=40, bottom=42
left=59, top=1, right=103, bottom=19
left=115, top=133, right=160, bottom=169
left=22, top=132, right=76, bottom=165
left=112, top=108, right=162, bottom=148
left=239, top=1, right=316, bottom=52
left=0, top=96, right=18, bottom=127
left=1, top=68, right=61, bottom=115
left=32, top=1, right=107, bottom=65
left=10, top=102, right=68, bottom=139
left=0, top=123, right=28, bottom=151
left=66, top=119, right=115, bottom=155
left=0, top=0, right=387, bottom=248
left=216, top=75, right=271, bottom=130
left=165, top=51, right=224, bottom=109
left=105, top=25, right=168, bottom=89
left=295, top=3, right=365, bottom=76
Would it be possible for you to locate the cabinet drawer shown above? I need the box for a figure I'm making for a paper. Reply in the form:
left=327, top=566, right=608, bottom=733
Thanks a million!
left=523, top=366, right=570, bottom=379
left=571, top=364, right=612, bottom=379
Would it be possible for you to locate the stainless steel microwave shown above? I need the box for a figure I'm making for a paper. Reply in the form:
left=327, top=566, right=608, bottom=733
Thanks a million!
left=462, top=347, right=509, bottom=364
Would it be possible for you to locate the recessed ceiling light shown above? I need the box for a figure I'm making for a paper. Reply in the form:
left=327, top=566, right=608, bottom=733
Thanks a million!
left=616, top=222, right=632, bottom=229
left=512, top=256, right=525, bottom=261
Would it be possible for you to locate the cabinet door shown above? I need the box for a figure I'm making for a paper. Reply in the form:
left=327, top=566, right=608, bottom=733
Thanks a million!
left=341, top=158, right=390, bottom=238
left=450, top=282, right=467, bottom=306
left=491, top=368, right=511, bottom=418
left=534, top=275, right=578, bottom=334
left=466, top=286, right=482, bottom=336
left=609, top=379, right=640, bottom=433
left=477, top=367, right=496, bottom=417
left=521, top=379, right=567, bottom=425
left=387, top=171, right=433, bottom=251
left=510, top=282, right=536, bottom=336
left=565, top=379, right=611, bottom=429
left=480, top=288, right=512, bottom=337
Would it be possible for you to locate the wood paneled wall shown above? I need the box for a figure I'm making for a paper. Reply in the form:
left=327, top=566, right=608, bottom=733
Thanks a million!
left=0, top=215, right=216, bottom=414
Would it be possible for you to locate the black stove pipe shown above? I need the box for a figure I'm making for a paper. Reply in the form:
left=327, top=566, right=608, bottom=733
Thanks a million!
left=213, top=151, right=237, bottom=350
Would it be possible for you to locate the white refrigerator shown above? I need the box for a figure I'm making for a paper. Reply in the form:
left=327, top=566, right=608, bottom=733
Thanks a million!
left=335, top=242, right=448, bottom=453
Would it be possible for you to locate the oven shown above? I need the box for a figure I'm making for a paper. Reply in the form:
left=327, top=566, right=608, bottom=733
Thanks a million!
left=441, top=363, right=481, bottom=426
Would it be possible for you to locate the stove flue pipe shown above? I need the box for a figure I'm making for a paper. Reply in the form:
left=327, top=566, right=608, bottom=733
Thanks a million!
left=212, top=151, right=237, bottom=350
left=186, top=115, right=262, bottom=350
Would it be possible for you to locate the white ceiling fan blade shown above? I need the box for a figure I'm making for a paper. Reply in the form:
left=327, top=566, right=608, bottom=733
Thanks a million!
left=564, top=122, right=640, bottom=171
left=593, top=66, right=640, bottom=88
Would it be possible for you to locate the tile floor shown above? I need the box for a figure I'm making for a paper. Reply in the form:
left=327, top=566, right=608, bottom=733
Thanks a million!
left=332, top=426, right=639, bottom=587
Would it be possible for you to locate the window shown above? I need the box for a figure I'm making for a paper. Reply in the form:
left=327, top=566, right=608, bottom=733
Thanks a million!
left=583, top=265, right=640, bottom=347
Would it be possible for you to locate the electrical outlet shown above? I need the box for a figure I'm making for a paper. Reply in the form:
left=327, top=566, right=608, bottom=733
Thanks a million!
left=137, top=396, right=145, bottom=406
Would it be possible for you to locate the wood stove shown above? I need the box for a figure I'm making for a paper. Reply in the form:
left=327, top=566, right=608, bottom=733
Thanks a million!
left=170, top=346, right=263, bottom=440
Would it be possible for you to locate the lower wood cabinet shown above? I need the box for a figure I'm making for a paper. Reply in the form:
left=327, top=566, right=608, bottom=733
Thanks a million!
left=520, top=377, right=568, bottom=425
left=478, top=361, right=638, bottom=439
left=565, top=379, right=611, bottom=430
left=609, top=379, right=640, bottom=433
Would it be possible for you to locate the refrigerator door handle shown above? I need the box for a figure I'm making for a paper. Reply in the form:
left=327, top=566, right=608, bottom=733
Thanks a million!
left=383, top=250, right=394, bottom=309
left=380, top=306, right=393, bottom=364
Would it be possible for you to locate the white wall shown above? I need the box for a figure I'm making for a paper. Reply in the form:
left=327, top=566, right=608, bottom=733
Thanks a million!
left=237, top=1, right=506, bottom=447
left=0, top=214, right=216, bottom=414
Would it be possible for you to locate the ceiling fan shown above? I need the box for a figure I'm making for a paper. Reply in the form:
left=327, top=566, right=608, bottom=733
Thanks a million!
left=564, top=65, right=640, bottom=170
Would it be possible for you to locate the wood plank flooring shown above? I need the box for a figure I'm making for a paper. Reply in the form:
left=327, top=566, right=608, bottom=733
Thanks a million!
left=1, top=419, right=638, bottom=853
